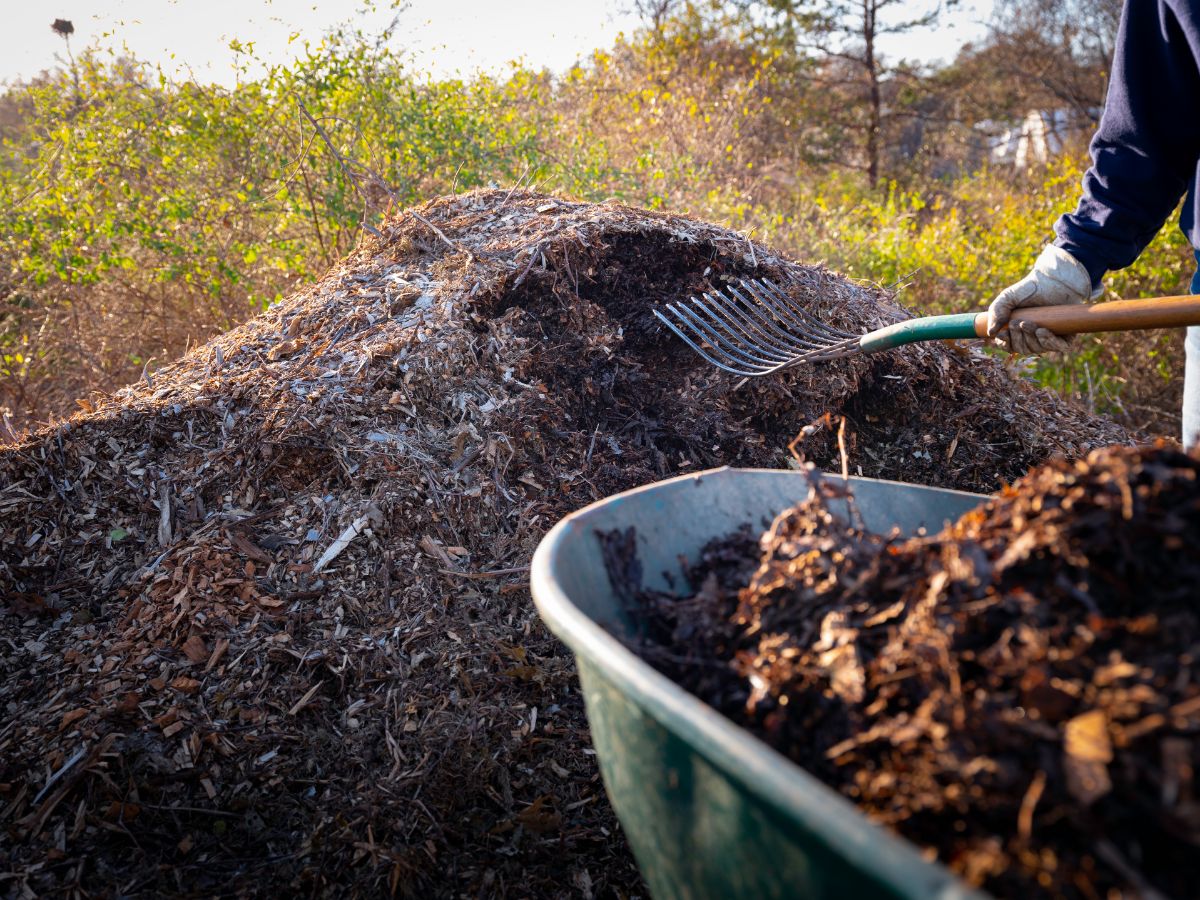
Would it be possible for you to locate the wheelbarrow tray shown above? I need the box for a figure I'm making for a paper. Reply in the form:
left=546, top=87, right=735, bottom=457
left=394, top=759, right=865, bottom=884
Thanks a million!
left=530, top=467, right=989, bottom=900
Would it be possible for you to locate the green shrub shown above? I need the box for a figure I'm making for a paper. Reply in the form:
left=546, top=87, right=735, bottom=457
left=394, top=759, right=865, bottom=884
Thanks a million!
left=1, top=25, right=1190, bottom=436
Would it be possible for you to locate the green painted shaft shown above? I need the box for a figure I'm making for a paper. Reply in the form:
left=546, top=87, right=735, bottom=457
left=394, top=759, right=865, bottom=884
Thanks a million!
left=858, top=312, right=981, bottom=354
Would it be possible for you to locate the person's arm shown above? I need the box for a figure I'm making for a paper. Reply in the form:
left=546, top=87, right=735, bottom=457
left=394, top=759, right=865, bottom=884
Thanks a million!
left=1055, top=0, right=1200, bottom=285
left=988, top=0, right=1200, bottom=355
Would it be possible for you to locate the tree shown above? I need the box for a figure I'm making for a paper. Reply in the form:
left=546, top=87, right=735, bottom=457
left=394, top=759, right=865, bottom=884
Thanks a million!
left=908, top=0, right=1117, bottom=173
left=746, top=0, right=948, bottom=187
left=633, top=0, right=683, bottom=33
left=985, top=0, right=1120, bottom=118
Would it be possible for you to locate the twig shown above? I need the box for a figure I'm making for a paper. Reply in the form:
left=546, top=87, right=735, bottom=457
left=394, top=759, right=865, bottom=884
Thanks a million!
left=287, top=681, right=323, bottom=717
left=742, top=229, right=757, bottom=268
left=32, top=746, right=87, bottom=807
left=438, top=565, right=530, bottom=580
left=0, top=411, right=21, bottom=445
left=381, top=547, right=394, bottom=611
left=512, top=244, right=542, bottom=287
left=1094, top=839, right=1168, bottom=900
left=497, top=163, right=532, bottom=211
left=410, top=210, right=474, bottom=264
left=136, top=803, right=240, bottom=818
left=585, top=425, right=599, bottom=466
left=788, top=414, right=830, bottom=466
left=296, top=100, right=386, bottom=239
left=884, top=268, right=922, bottom=292
left=837, top=415, right=850, bottom=480
left=313, top=507, right=380, bottom=574
left=1016, top=770, right=1046, bottom=843
left=24, top=734, right=117, bottom=835
left=157, top=481, right=172, bottom=547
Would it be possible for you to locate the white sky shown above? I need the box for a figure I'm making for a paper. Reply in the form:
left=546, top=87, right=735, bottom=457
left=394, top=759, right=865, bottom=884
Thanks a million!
left=1, top=0, right=994, bottom=87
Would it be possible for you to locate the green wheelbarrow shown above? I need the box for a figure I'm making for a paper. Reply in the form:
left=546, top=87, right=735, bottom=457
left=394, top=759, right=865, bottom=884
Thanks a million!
left=530, top=467, right=989, bottom=900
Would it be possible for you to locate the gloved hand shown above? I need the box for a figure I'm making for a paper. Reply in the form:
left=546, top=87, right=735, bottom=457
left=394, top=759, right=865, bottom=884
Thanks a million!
left=987, top=245, right=1102, bottom=355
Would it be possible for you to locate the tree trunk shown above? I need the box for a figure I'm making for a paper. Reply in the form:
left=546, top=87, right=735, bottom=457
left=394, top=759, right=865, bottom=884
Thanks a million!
left=863, top=0, right=881, bottom=188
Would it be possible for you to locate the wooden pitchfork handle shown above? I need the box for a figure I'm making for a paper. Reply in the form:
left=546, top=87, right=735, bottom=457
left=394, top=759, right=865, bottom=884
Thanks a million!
left=859, top=295, right=1200, bottom=355
left=973, top=294, right=1200, bottom=336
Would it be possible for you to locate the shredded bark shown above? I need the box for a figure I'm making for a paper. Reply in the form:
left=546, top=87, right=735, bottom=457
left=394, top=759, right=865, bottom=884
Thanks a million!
left=1, top=189, right=1131, bottom=896
left=625, top=444, right=1199, bottom=898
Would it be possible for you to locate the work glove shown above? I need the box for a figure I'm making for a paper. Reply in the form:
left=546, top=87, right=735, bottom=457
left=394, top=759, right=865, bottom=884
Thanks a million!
left=987, top=245, right=1102, bottom=355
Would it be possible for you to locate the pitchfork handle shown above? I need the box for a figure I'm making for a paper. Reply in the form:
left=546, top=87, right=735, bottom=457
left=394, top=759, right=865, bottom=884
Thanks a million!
left=976, top=294, right=1200, bottom=336
left=858, top=295, right=1200, bottom=355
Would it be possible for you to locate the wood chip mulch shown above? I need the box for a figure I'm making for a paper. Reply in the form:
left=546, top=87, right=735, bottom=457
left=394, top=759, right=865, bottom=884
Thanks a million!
left=621, top=443, right=1199, bottom=898
left=1, top=189, right=1132, bottom=897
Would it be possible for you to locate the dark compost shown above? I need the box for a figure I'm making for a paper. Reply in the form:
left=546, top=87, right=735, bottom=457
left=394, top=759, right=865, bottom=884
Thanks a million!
left=619, top=444, right=1200, bottom=898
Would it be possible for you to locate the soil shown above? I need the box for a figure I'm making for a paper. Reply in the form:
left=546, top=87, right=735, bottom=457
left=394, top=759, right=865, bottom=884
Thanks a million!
left=620, top=443, right=1200, bottom=898
left=1, top=190, right=1132, bottom=897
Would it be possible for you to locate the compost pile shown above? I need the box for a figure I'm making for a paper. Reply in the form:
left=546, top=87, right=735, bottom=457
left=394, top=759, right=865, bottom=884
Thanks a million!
left=0, top=189, right=1129, bottom=897
left=627, top=443, right=1199, bottom=898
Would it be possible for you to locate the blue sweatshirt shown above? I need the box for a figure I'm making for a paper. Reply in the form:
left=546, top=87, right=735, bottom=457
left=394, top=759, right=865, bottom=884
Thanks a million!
left=1054, top=0, right=1200, bottom=285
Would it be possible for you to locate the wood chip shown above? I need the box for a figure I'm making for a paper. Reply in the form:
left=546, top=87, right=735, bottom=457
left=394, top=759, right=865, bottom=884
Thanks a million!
left=0, top=189, right=1136, bottom=896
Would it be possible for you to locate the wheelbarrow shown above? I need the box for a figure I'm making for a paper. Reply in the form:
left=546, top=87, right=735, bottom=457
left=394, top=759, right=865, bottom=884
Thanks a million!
left=530, top=467, right=988, bottom=900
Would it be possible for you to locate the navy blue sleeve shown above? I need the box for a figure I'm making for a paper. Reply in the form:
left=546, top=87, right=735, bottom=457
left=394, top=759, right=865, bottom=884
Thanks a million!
left=1054, top=0, right=1200, bottom=285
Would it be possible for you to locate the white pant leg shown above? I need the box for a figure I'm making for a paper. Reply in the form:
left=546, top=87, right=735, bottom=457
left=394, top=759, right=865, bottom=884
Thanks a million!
left=1184, top=325, right=1200, bottom=450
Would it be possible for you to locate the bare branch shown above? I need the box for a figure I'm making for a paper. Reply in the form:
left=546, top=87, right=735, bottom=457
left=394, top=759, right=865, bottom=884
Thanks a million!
left=296, top=100, right=389, bottom=239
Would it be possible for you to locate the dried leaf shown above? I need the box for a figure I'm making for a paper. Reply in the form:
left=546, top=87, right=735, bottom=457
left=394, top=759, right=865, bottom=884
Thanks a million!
left=58, top=708, right=88, bottom=730
left=104, top=801, right=140, bottom=821
left=267, top=339, right=298, bottom=361
left=1065, top=710, right=1113, bottom=762
left=171, top=676, right=201, bottom=694
left=1063, top=712, right=1114, bottom=807
left=515, top=794, right=560, bottom=834
left=181, top=635, right=208, bottom=665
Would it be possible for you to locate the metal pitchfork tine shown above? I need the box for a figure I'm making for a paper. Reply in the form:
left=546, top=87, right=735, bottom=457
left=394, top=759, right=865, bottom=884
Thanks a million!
left=655, top=278, right=1200, bottom=376
left=654, top=278, right=861, bottom=377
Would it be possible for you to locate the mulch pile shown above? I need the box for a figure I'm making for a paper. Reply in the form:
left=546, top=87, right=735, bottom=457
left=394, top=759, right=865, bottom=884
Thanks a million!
left=624, top=443, right=1199, bottom=898
left=1, top=189, right=1131, bottom=896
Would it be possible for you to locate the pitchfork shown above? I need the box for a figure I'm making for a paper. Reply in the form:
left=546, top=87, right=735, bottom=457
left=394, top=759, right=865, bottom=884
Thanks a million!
left=654, top=278, right=1200, bottom=376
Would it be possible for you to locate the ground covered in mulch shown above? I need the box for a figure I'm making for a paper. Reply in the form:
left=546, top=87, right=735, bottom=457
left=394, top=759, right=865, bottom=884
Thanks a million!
left=624, top=444, right=1199, bottom=898
left=1, top=190, right=1131, bottom=897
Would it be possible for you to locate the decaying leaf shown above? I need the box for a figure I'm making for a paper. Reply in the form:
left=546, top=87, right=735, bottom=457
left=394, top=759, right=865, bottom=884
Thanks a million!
left=515, top=794, right=561, bottom=834
left=170, top=676, right=202, bottom=694
left=58, top=708, right=87, bottom=730
left=1063, top=709, right=1113, bottom=806
left=181, top=635, right=208, bottom=665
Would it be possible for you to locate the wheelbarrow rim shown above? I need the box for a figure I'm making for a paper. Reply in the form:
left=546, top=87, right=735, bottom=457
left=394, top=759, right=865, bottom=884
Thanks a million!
left=531, top=466, right=987, bottom=900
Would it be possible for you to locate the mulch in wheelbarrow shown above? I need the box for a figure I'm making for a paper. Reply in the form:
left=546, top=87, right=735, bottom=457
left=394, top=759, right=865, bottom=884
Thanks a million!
left=1, top=189, right=1131, bottom=897
left=622, top=443, right=1200, bottom=898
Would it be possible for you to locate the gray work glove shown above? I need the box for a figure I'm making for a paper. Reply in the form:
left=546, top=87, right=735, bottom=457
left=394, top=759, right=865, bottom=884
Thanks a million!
left=987, top=245, right=1102, bottom=355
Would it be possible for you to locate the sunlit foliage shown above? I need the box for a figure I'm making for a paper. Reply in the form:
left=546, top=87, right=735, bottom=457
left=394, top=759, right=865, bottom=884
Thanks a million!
left=0, top=10, right=1191, bottom=433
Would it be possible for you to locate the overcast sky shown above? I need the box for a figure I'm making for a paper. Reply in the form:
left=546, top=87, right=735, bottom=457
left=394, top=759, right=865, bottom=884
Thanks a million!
left=2, top=0, right=994, bottom=87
